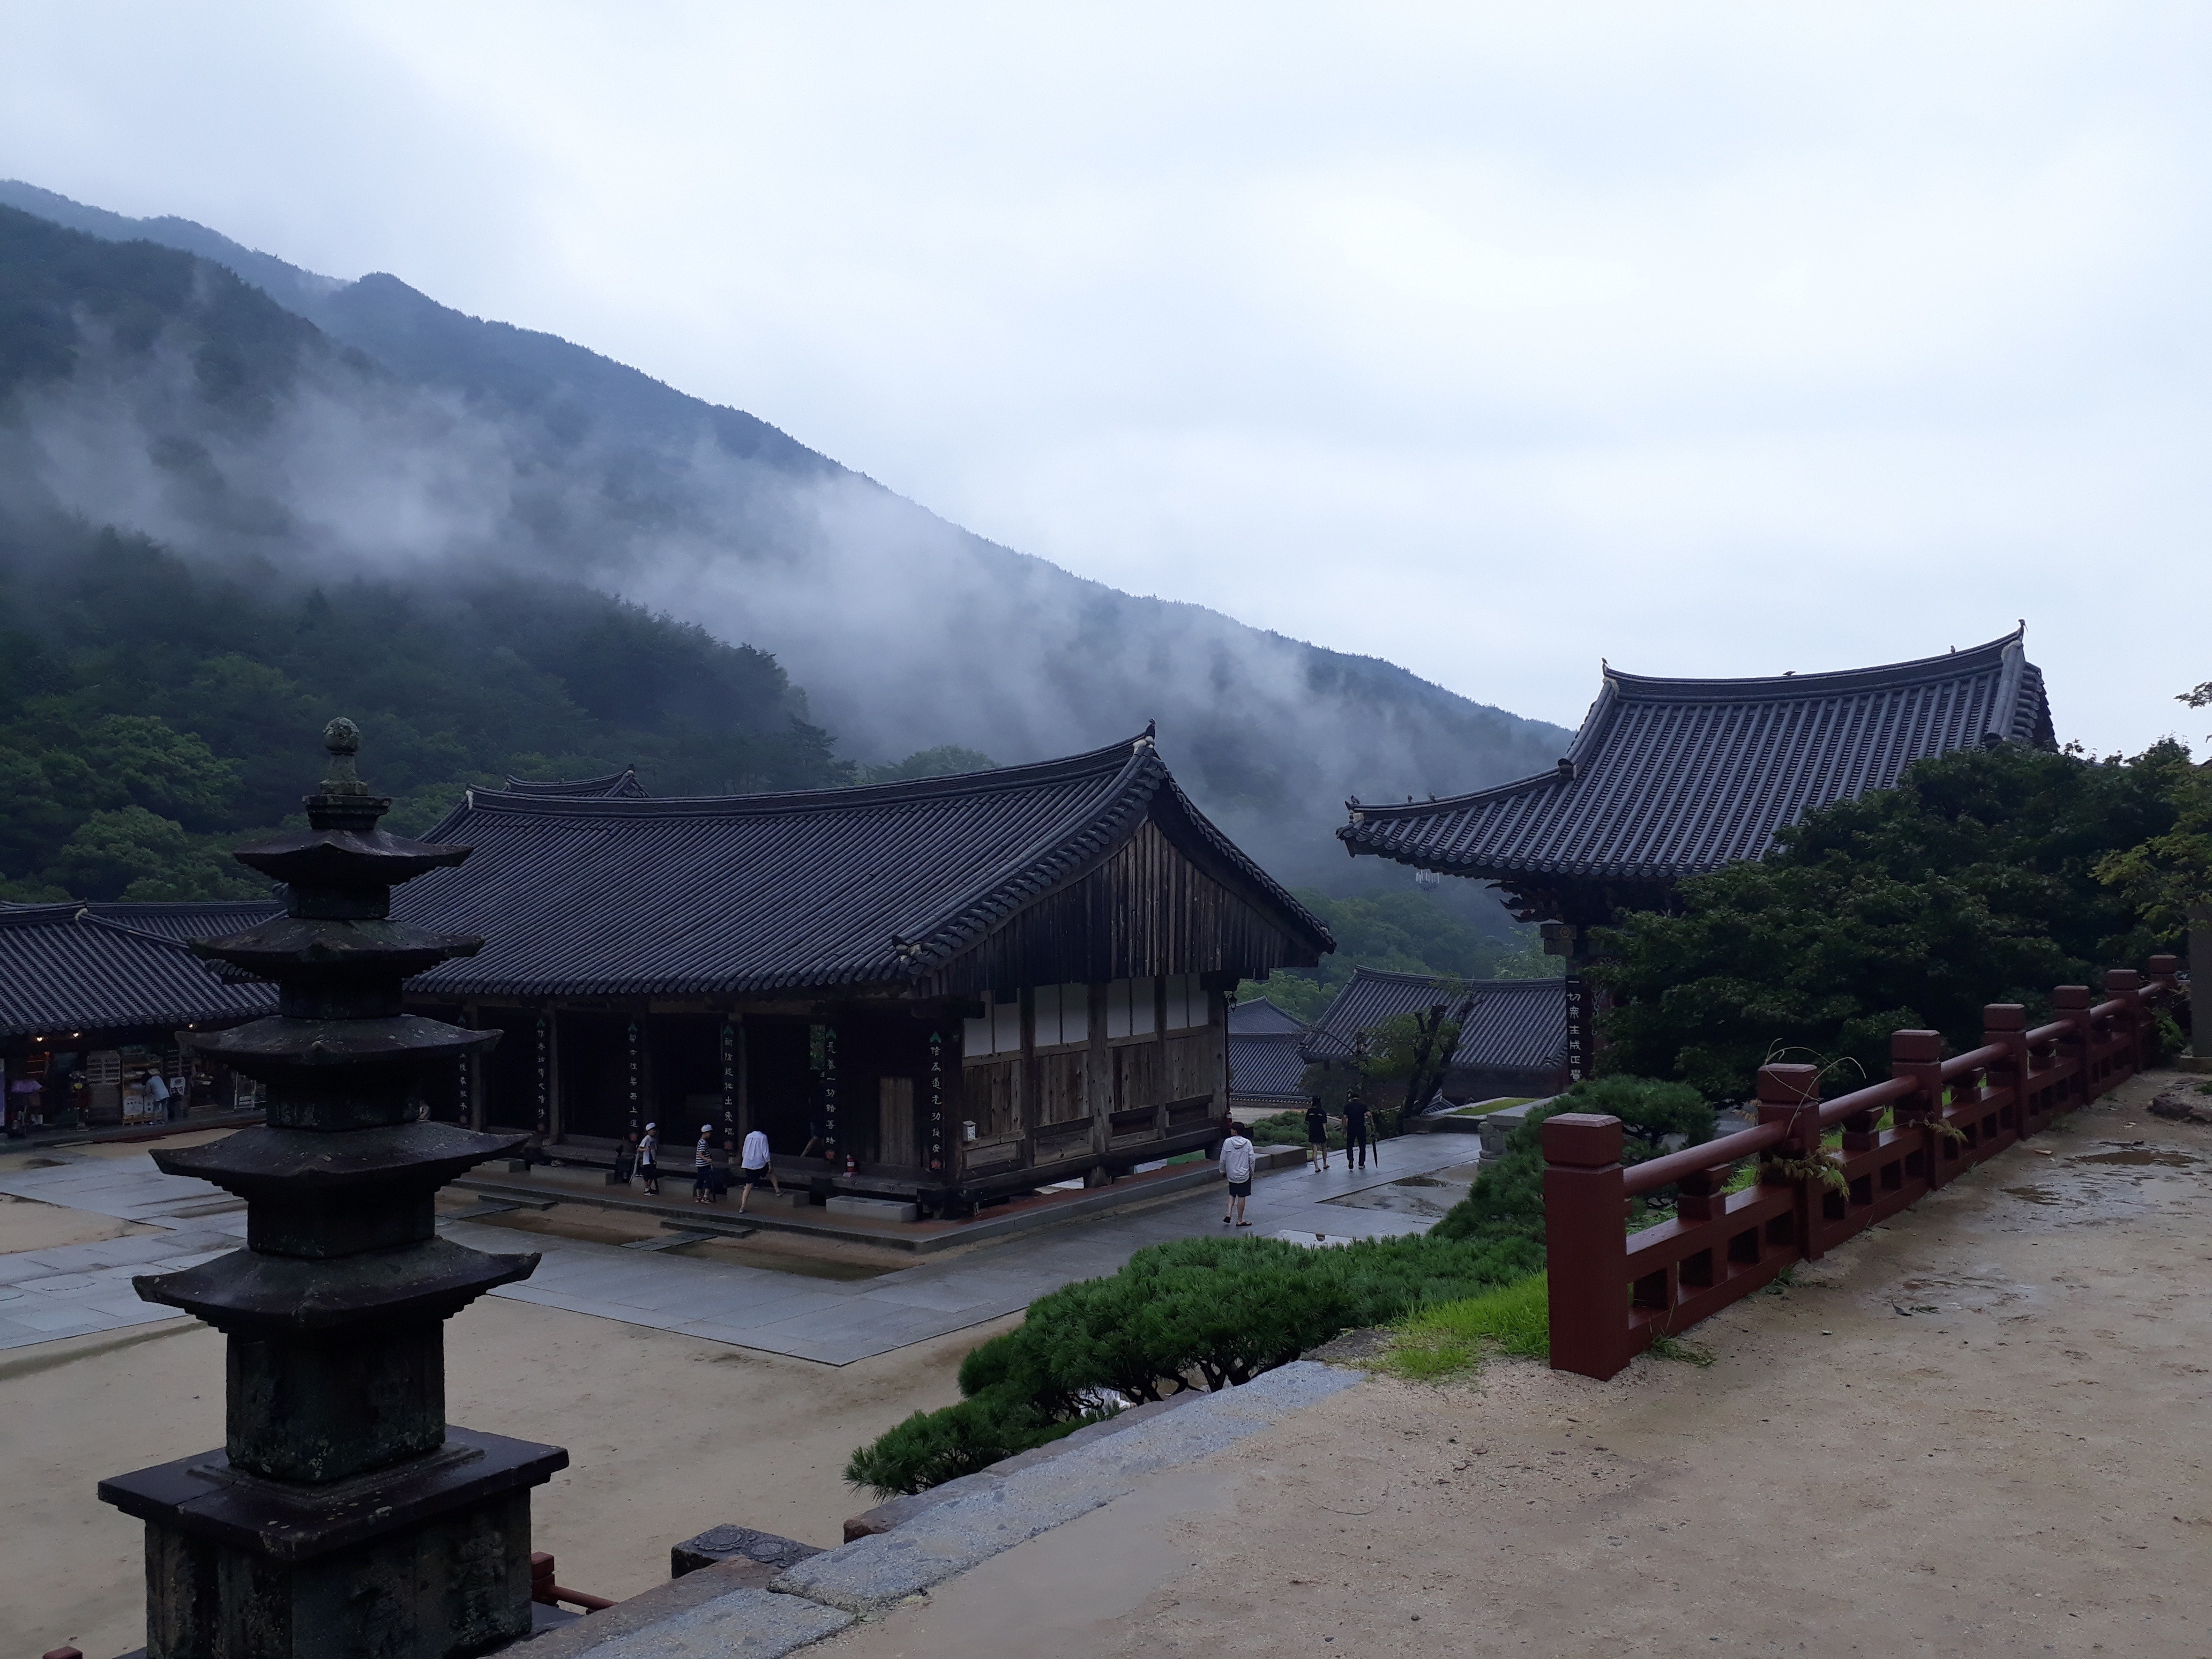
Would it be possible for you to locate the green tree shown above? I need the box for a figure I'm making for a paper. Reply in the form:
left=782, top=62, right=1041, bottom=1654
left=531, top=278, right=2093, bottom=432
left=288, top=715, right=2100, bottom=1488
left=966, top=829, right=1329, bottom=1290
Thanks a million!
left=1595, top=742, right=2187, bottom=1098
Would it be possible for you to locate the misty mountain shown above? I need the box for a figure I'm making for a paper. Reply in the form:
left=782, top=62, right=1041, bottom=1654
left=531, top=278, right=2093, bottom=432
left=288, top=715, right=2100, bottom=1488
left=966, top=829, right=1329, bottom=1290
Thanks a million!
left=0, top=183, right=1572, bottom=886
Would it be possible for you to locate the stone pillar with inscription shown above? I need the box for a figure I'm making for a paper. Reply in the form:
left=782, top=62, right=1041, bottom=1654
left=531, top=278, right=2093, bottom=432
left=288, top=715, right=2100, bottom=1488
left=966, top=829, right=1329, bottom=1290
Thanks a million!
left=97, top=720, right=566, bottom=1658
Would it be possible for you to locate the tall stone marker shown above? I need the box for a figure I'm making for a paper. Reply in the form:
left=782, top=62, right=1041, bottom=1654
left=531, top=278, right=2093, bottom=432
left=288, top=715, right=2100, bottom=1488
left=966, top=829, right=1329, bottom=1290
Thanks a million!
left=100, top=721, right=567, bottom=1657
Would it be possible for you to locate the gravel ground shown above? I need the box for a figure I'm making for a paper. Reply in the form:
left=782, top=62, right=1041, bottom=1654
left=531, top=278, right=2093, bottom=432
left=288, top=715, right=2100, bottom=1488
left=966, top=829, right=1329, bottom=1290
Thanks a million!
left=824, top=1068, right=2212, bottom=1658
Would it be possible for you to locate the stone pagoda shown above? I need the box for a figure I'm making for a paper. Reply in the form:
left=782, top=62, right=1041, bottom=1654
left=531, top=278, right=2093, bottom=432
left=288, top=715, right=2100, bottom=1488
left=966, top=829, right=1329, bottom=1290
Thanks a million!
left=99, top=720, right=567, bottom=1658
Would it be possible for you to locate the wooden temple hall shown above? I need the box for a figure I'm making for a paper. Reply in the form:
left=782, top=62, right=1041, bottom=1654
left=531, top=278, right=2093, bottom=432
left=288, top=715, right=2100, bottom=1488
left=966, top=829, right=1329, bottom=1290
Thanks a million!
left=390, top=732, right=1334, bottom=1211
left=1337, top=630, right=2054, bottom=1080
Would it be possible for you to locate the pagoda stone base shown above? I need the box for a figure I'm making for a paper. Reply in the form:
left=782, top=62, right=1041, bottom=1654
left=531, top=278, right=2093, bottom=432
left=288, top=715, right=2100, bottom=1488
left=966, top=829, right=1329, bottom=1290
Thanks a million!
left=100, top=1428, right=566, bottom=1659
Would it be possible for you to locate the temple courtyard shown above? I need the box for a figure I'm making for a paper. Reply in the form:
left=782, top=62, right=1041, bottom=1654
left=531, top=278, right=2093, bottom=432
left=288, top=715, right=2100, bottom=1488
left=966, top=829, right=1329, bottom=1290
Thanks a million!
left=0, top=1131, right=1465, bottom=1657
left=6, top=1073, right=2208, bottom=1655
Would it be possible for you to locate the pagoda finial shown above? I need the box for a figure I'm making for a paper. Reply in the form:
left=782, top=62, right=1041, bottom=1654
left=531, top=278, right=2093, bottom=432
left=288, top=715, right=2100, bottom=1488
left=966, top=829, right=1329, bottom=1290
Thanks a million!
left=320, top=715, right=368, bottom=796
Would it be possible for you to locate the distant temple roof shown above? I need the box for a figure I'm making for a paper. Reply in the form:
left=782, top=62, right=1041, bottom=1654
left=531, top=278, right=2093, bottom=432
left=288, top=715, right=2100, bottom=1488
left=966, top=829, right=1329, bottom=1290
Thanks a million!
left=1228, top=996, right=1309, bottom=1037
left=399, top=735, right=1333, bottom=999
left=1228, top=995, right=1312, bottom=1107
left=1339, top=630, right=2052, bottom=900
left=0, top=902, right=279, bottom=1039
left=1301, top=968, right=1568, bottom=1076
left=499, top=768, right=648, bottom=799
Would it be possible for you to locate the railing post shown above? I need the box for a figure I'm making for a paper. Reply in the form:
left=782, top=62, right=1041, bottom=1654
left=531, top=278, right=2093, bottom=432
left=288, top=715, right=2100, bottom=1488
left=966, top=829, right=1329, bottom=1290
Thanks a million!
left=2104, top=969, right=2144, bottom=1078
left=2053, top=986, right=2094, bottom=1107
left=1984, top=1005, right=2031, bottom=1131
left=1543, top=1112, right=1629, bottom=1381
left=1756, top=1064, right=1821, bottom=1260
left=1889, top=1031, right=1946, bottom=1185
left=2148, top=954, right=2181, bottom=1063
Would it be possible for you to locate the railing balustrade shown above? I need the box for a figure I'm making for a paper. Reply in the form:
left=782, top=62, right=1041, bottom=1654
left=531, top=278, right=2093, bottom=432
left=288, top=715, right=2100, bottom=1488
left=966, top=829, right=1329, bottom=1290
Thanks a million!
left=1543, top=956, right=2181, bottom=1380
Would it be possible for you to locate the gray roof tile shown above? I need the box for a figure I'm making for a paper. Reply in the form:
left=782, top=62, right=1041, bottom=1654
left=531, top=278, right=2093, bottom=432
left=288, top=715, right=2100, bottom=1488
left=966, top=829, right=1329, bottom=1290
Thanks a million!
left=1339, top=630, right=2052, bottom=883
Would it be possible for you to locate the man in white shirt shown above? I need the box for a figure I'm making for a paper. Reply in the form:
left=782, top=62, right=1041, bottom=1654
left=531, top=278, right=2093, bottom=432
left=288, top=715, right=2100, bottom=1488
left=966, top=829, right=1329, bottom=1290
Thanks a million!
left=1219, top=1122, right=1256, bottom=1228
left=735, top=1126, right=782, bottom=1213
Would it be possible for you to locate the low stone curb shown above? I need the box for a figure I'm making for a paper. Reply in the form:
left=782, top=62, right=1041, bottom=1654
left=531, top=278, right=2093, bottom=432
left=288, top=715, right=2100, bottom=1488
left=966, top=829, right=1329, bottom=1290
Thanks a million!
left=510, top=1360, right=1361, bottom=1655
left=769, top=1361, right=1363, bottom=1613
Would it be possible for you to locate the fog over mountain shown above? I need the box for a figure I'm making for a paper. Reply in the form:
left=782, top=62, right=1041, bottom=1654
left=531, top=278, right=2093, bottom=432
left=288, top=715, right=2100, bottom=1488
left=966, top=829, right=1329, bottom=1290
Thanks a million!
left=0, top=183, right=1570, bottom=886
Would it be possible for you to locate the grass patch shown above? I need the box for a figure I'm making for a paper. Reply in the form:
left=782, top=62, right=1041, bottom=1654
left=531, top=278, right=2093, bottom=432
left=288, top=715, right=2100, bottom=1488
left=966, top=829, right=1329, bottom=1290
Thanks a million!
left=1646, top=1334, right=1717, bottom=1367
left=1446, top=1096, right=1538, bottom=1117
left=1373, top=1272, right=1549, bottom=1382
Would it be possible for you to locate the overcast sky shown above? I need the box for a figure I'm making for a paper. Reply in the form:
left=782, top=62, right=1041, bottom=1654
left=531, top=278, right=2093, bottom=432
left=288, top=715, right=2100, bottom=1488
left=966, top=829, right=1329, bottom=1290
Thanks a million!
left=4, top=3, right=2207, bottom=754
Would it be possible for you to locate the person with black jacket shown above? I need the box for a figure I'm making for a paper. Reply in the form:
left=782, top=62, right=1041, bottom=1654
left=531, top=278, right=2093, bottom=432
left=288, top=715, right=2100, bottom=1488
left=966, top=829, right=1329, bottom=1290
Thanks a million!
left=1343, top=1092, right=1372, bottom=1171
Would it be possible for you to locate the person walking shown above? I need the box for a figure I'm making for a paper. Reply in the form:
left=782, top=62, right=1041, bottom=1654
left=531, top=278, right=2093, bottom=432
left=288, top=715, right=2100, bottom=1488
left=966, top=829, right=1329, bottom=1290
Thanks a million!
left=638, top=1122, right=660, bottom=1195
left=692, top=1124, right=715, bottom=1205
left=1304, top=1095, right=1332, bottom=1172
left=800, top=1102, right=831, bottom=1161
left=735, top=1126, right=781, bottom=1213
left=1220, top=1122, right=1256, bottom=1227
left=1343, top=1091, right=1372, bottom=1171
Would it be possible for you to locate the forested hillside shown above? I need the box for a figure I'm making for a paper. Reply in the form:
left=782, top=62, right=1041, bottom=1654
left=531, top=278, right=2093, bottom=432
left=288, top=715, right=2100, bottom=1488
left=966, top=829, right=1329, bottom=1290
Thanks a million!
left=0, top=188, right=1574, bottom=888
left=0, top=524, right=846, bottom=899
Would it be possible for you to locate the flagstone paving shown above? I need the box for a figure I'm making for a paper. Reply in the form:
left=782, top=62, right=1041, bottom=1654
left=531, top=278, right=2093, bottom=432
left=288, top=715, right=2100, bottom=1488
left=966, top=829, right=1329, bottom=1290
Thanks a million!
left=0, top=1137, right=1472, bottom=1362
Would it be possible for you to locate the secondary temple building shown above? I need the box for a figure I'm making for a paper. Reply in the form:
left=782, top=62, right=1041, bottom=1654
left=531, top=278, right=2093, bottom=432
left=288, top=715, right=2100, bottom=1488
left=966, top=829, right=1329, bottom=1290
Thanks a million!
left=1300, top=967, right=1571, bottom=1107
left=391, top=733, right=1334, bottom=1211
left=1337, top=630, right=2055, bottom=1080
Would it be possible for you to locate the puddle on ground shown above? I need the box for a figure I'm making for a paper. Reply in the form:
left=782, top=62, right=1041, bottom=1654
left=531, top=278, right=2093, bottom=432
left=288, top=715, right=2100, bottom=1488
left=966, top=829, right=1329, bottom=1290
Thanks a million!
left=2005, top=1185, right=2065, bottom=1206
left=2074, top=1148, right=2199, bottom=1168
left=1325, top=1161, right=1481, bottom=1219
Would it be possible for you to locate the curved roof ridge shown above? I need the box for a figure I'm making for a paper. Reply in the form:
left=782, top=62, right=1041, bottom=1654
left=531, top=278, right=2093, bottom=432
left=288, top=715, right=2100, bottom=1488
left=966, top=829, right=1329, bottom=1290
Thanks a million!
left=501, top=767, right=648, bottom=799
left=459, top=734, right=1145, bottom=823
left=1601, top=628, right=2024, bottom=702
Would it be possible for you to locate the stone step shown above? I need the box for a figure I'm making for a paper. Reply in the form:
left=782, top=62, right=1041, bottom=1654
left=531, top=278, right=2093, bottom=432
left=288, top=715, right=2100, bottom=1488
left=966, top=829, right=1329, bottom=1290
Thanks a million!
left=824, top=1194, right=920, bottom=1223
left=621, top=1230, right=721, bottom=1251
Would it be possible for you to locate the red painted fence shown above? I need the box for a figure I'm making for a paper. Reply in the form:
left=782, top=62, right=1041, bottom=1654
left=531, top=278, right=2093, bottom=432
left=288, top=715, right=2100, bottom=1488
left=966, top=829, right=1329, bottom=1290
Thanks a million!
left=1543, top=958, right=2181, bottom=1380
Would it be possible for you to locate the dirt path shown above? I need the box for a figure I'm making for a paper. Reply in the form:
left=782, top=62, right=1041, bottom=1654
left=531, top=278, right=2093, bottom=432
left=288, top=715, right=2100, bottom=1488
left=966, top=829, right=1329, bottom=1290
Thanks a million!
left=827, top=1069, right=2212, bottom=1658
left=0, top=1292, right=1015, bottom=1659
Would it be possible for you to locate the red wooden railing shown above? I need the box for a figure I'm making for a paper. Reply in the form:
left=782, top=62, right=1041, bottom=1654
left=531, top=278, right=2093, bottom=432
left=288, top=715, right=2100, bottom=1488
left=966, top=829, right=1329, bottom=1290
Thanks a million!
left=1543, top=957, right=2181, bottom=1380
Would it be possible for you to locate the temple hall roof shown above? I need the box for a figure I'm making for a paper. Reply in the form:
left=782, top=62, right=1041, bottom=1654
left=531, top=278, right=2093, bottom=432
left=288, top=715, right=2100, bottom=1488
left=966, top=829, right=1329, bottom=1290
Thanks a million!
left=1301, top=968, right=1568, bottom=1076
left=1228, top=995, right=1313, bottom=1107
left=499, top=768, right=648, bottom=799
left=1228, top=996, right=1309, bottom=1037
left=0, top=902, right=279, bottom=1039
left=1339, top=630, right=2052, bottom=887
left=396, top=734, right=1333, bottom=999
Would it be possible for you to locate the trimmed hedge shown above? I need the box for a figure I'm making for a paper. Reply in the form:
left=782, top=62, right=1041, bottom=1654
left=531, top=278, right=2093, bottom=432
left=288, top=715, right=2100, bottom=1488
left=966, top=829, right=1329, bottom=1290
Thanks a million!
left=846, top=1229, right=1538, bottom=1496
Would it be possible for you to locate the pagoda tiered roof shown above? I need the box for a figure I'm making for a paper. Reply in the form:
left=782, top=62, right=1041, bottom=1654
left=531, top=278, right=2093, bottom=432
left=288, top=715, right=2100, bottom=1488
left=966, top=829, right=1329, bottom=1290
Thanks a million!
left=1339, top=630, right=2051, bottom=910
left=397, top=734, right=1332, bottom=999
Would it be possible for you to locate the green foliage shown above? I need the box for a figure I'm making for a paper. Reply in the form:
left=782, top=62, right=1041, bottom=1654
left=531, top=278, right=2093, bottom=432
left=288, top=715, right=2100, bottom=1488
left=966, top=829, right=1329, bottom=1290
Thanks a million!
left=1377, top=1272, right=1550, bottom=1381
left=2095, top=755, right=2212, bottom=936
left=1429, top=1100, right=1574, bottom=1247
left=1594, top=742, right=2191, bottom=1099
left=1553, top=1075, right=1714, bottom=1159
left=846, top=1231, right=1538, bottom=1496
left=0, top=524, right=853, bottom=896
left=1360, top=1000, right=1472, bottom=1117
left=1238, top=885, right=1556, bottom=1018
left=842, top=1394, right=1096, bottom=1498
left=856, top=745, right=997, bottom=784
left=1248, top=1110, right=1334, bottom=1149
